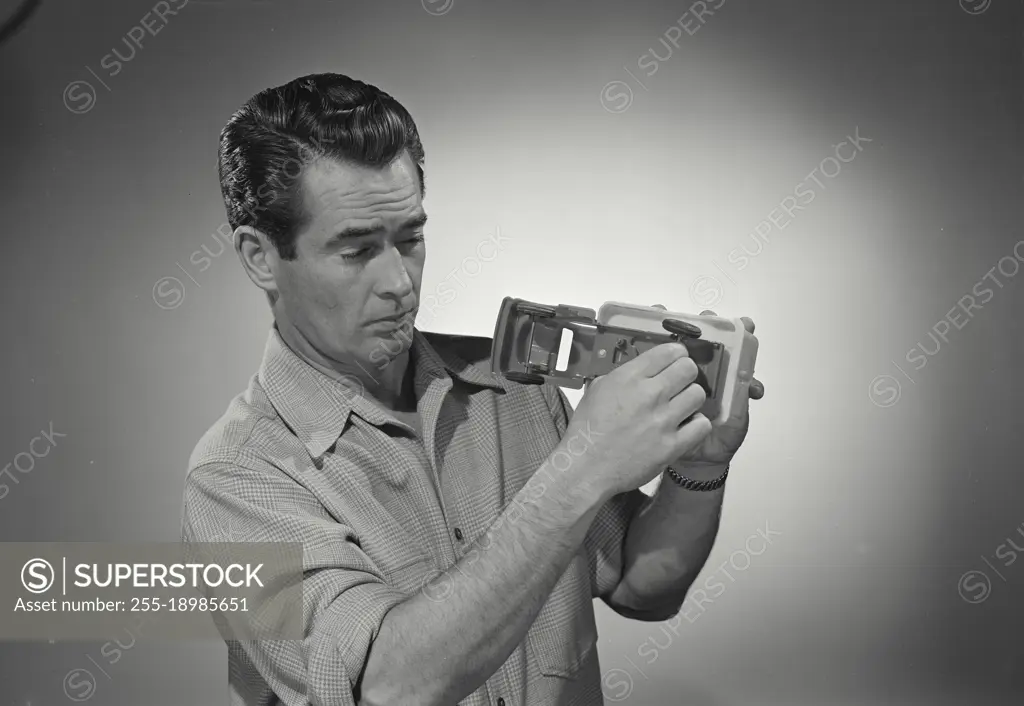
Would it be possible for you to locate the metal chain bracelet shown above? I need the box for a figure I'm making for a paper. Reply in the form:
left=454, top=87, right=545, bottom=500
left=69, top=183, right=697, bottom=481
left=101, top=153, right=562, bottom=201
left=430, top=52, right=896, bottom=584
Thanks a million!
left=664, top=463, right=730, bottom=491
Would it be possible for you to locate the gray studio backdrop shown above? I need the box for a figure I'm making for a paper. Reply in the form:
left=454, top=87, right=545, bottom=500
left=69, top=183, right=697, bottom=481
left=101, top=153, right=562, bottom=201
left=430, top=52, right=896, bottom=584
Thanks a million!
left=1, top=0, right=1022, bottom=704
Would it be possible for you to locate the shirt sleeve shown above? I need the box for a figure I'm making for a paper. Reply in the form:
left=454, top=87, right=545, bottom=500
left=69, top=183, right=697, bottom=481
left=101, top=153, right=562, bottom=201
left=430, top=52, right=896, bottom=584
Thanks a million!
left=181, top=460, right=408, bottom=706
left=540, top=384, right=648, bottom=602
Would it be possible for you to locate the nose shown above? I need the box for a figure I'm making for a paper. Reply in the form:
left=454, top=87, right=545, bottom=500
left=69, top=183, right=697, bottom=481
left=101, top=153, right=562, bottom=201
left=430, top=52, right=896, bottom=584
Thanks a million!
left=374, top=244, right=414, bottom=301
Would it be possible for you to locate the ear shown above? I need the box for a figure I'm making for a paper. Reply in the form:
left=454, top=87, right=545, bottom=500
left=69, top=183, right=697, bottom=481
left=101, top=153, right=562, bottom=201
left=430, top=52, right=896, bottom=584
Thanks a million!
left=236, top=225, right=279, bottom=295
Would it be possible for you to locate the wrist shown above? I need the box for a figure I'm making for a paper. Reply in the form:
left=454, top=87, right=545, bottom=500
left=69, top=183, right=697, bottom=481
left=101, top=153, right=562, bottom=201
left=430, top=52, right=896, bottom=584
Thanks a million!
left=668, top=461, right=729, bottom=482
left=663, top=461, right=730, bottom=492
left=541, top=443, right=609, bottom=511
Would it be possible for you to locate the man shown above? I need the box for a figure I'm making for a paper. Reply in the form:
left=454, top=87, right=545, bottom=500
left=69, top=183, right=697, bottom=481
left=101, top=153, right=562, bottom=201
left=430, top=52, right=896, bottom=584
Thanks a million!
left=181, top=72, right=764, bottom=706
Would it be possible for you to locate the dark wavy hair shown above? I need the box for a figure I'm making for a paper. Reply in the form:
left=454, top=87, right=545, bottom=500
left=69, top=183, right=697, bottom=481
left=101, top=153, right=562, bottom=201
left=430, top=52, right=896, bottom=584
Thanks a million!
left=218, top=73, right=426, bottom=260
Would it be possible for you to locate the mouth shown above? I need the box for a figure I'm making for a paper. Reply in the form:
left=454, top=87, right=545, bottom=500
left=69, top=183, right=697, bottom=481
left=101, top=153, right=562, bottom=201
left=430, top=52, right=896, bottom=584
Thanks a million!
left=371, top=309, right=414, bottom=325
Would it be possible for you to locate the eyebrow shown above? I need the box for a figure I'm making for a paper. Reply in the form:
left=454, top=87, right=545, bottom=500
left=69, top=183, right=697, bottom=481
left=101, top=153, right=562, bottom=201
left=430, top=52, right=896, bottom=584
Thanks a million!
left=330, top=212, right=428, bottom=241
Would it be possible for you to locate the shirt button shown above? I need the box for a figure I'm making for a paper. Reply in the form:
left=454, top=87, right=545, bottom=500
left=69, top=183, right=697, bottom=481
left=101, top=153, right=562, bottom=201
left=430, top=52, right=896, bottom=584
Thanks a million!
left=453, top=527, right=464, bottom=541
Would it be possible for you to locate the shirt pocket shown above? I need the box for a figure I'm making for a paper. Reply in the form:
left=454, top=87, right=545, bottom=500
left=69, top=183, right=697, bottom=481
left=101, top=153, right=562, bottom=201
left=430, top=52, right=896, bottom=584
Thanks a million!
left=526, top=549, right=598, bottom=679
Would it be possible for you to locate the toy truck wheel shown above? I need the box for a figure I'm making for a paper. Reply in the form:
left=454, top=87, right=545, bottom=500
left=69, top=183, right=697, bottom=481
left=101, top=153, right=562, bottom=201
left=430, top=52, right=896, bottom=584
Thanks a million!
left=504, top=371, right=546, bottom=385
left=516, top=302, right=557, bottom=318
left=662, top=318, right=703, bottom=339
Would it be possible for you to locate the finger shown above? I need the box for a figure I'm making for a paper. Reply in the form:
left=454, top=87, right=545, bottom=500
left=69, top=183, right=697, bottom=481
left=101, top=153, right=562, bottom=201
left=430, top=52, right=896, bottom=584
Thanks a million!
left=741, top=317, right=755, bottom=334
left=650, top=355, right=700, bottom=400
left=623, top=341, right=689, bottom=378
left=651, top=304, right=667, bottom=310
left=666, top=379, right=706, bottom=422
left=671, top=412, right=713, bottom=454
left=749, top=377, right=765, bottom=400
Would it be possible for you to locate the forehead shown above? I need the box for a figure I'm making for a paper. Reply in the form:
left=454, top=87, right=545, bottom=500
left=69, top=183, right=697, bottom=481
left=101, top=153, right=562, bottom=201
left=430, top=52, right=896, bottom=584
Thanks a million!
left=298, top=152, right=421, bottom=231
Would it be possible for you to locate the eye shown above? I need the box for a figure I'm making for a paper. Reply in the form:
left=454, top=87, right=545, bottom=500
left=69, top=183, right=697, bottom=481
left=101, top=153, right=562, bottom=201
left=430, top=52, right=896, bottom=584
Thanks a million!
left=399, top=235, right=425, bottom=250
left=341, top=246, right=374, bottom=261
left=340, top=235, right=422, bottom=261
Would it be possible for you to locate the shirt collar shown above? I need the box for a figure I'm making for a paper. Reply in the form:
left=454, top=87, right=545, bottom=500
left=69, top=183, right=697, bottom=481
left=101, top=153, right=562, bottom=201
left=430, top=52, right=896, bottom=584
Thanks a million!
left=258, top=324, right=506, bottom=461
left=417, top=329, right=510, bottom=393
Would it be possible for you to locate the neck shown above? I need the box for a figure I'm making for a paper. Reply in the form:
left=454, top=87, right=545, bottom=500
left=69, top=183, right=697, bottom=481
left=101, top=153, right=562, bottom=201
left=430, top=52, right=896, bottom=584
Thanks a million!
left=274, top=319, right=413, bottom=411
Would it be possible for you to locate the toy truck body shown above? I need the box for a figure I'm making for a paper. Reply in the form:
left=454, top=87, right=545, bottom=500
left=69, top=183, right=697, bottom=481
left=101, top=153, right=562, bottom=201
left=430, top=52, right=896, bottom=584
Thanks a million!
left=490, top=296, right=758, bottom=426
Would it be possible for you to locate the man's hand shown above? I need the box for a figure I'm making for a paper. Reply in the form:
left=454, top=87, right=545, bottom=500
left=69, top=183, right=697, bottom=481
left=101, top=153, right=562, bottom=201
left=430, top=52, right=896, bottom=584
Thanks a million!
left=565, top=341, right=714, bottom=500
left=651, top=305, right=764, bottom=469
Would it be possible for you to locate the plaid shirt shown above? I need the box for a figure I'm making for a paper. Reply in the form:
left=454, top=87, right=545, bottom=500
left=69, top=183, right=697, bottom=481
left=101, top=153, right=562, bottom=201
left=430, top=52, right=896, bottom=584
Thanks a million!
left=181, top=324, right=647, bottom=706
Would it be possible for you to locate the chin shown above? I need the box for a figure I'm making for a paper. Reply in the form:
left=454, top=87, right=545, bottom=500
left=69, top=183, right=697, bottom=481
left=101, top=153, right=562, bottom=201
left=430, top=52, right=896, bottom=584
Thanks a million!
left=365, top=324, right=413, bottom=371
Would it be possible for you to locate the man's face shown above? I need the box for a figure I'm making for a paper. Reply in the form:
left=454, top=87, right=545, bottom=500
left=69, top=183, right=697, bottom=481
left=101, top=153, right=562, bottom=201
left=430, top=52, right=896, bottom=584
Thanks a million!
left=272, top=151, right=425, bottom=369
